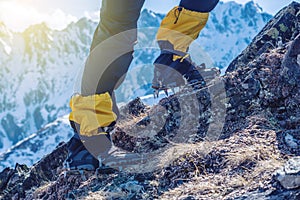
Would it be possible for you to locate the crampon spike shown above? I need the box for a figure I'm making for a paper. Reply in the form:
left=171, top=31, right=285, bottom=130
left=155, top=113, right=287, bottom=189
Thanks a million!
left=164, top=89, right=169, bottom=96
left=153, top=89, right=159, bottom=98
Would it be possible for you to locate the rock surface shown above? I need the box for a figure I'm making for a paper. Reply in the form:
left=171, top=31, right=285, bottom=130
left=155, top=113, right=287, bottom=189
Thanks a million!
left=276, top=157, right=300, bottom=189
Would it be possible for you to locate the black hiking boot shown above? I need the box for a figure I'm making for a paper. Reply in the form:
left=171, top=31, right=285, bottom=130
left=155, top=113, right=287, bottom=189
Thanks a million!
left=64, top=135, right=118, bottom=175
left=184, top=64, right=206, bottom=89
left=65, top=121, right=147, bottom=173
left=64, top=135, right=100, bottom=171
left=152, top=53, right=206, bottom=96
left=98, top=145, right=148, bottom=172
left=152, top=53, right=186, bottom=92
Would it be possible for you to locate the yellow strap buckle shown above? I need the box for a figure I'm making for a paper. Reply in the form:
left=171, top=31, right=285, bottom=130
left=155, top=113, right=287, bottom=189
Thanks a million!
left=180, top=53, right=190, bottom=62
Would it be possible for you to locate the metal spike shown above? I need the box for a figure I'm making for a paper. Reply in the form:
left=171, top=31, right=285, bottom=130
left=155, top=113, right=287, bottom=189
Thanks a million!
left=164, top=89, right=169, bottom=96
left=154, top=90, right=159, bottom=98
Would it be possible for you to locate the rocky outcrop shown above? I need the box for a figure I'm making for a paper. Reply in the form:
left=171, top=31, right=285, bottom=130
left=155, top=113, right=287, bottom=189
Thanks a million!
left=0, top=2, right=300, bottom=200
left=227, top=1, right=300, bottom=72
left=0, top=143, right=67, bottom=199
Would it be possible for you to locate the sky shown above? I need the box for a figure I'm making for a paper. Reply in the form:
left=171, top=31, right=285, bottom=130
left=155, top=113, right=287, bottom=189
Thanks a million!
left=0, top=0, right=298, bottom=32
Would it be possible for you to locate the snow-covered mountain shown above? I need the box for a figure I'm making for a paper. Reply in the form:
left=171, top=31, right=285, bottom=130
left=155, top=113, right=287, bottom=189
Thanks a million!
left=0, top=115, right=73, bottom=170
left=200, top=1, right=272, bottom=67
left=0, top=1, right=272, bottom=170
left=0, top=19, right=96, bottom=153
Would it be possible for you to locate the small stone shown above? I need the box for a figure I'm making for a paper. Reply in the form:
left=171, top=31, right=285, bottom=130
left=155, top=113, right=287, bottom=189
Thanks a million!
left=180, top=195, right=196, bottom=200
left=276, top=157, right=300, bottom=189
left=285, top=133, right=298, bottom=148
left=120, top=181, right=144, bottom=193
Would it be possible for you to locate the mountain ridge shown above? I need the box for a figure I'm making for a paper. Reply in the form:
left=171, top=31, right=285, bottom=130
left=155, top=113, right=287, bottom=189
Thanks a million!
left=0, top=1, right=272, bottom=167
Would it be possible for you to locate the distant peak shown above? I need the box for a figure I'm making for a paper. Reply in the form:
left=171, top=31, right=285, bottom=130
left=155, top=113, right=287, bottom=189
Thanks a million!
left=75, top=17, right=93, bottom=27
left=22, top=22, right=51, bottom=34
left=245, top=1, right=263, bottom=13
left=142, top=8, right=154, bottom=15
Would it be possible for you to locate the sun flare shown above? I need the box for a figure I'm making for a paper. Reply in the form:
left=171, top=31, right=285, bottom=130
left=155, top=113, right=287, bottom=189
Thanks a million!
left=0, top=1, right=77, bottom=32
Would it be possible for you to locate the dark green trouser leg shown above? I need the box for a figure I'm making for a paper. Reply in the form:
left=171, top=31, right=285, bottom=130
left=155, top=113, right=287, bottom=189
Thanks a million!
left=81, top=0, right=145, bottom=97
left=67, top=0, right=145, bottom=164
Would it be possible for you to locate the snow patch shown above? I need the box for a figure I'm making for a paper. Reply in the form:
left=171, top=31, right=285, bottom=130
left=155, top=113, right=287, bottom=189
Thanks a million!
left=0, top=38, right=12, bottom=55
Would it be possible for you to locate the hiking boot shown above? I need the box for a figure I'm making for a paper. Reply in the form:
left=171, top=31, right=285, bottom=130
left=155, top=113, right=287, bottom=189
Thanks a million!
left=152, top=53, right=186, bottom=91
left=65, top=121, right=144, bottom=172
left=98, top=145, right=147, bottom=171
left=64, top=123, right=115, bottom=171
left=152, top=53, right=206, bottom=92
left=184, top=64, right=206, bottom=89
left=64, top=135, right=100, bottom=170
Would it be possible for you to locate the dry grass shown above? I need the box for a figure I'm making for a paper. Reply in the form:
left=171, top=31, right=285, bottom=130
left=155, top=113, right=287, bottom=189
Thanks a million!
left=159, top=124, right=285, bottom=199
